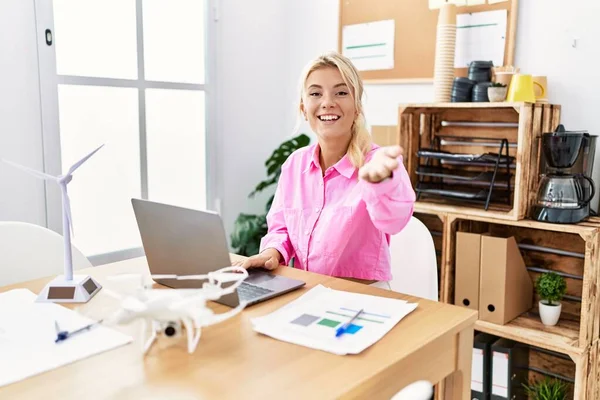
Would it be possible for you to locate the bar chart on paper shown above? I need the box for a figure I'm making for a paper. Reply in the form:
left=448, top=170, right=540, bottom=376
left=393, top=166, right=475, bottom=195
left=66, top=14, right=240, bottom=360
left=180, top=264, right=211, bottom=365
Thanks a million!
left=251, top=285, right=417, bottom=355
left=290, top=307, right=391, bottom=337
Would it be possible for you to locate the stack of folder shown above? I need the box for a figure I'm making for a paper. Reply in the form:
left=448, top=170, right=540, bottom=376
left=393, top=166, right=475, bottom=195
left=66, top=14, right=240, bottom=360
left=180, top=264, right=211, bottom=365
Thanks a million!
left=471, top=333, right=530, bottom=399
left=455, top=232, right=533, bottom=325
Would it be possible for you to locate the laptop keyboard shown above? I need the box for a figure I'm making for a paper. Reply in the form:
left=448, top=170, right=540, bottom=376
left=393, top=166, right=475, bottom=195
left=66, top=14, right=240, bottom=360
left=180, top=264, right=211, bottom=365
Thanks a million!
left=237, top=282, right=274, bottom=301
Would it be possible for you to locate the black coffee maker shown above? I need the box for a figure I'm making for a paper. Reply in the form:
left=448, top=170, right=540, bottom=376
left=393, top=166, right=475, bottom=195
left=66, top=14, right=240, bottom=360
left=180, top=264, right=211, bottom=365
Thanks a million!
left=533, top=125, right=597, bottom=223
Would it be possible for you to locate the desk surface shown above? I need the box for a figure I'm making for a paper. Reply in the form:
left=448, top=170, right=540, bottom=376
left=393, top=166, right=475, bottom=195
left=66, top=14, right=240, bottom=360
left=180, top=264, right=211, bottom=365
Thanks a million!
left=0, top=255, right=477, bottom=400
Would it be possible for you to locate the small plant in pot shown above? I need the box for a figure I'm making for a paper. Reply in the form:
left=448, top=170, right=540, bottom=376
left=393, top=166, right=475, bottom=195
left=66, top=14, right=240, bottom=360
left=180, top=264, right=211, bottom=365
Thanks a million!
left=536, top=272, right=567, bottom=326
left=523, top=376, right=568, bottom=400
left=488, top=82, right=508, bottom=102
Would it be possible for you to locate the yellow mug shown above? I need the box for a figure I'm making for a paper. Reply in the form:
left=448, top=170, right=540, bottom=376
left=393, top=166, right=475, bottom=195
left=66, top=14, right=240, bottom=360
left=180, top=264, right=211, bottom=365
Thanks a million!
left=506, top=74, right=545, bottom=103
left=533, top=75, right=548, bottom=102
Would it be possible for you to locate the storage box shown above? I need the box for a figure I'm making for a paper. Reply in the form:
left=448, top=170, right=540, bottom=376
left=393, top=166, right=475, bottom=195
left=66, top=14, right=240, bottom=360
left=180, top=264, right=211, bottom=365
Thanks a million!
left=455, top=231, right=482, bottom=311
left=397, top=102, right=561, bottom=221
left=454, top=232, right=533, bottom=324
left=479, top=235, right=533, bottom=325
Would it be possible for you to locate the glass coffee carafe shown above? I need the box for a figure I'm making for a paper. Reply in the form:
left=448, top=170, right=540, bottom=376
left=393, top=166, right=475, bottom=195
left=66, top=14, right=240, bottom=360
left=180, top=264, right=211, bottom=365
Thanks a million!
left=536, top=174, right=595, bottom=209
left=533, top=125, right=597, bottom=223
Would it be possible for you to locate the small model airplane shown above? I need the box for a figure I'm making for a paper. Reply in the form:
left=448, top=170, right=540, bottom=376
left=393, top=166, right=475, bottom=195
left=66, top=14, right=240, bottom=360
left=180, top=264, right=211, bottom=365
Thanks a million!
left=103, top=266, right=249, bottom=355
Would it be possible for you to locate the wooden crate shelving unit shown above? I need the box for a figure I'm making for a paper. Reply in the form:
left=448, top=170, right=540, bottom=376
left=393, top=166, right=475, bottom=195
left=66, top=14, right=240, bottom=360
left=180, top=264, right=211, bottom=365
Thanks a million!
left=442, top=213, right=600, bottom=359
left=416, top=208, right=600, bottom=399
left=399, top=102, right=561, bottom=221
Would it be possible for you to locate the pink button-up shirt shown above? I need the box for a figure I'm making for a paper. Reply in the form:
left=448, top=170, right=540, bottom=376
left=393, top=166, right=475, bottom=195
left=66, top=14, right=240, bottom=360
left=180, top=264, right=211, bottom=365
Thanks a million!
left=260, top=143, right=416, bottom=281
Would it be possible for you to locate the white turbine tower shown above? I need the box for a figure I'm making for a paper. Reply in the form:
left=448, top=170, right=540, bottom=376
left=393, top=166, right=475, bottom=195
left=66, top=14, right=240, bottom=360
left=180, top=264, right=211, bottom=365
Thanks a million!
left=3, top=144, right=105, bottom=303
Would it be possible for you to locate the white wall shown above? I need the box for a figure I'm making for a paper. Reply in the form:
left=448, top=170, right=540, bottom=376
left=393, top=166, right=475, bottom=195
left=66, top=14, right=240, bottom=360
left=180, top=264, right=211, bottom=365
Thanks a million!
left=0, top=0, right=47, bottom=225
left=215, top=0, right=291, bottom=242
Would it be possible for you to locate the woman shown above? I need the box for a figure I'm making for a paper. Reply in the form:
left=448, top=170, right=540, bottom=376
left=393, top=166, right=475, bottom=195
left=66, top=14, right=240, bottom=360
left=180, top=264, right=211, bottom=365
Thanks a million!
left=237, top=51, right=415, bottom=282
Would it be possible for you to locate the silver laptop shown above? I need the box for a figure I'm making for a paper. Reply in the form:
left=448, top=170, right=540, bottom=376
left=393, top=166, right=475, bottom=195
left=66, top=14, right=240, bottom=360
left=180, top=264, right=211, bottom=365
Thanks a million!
left=131, top=198, right=305, bottom=307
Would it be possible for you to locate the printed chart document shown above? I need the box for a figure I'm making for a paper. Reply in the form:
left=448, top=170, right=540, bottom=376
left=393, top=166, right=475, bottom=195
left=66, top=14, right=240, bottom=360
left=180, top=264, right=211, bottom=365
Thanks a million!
left=454, top=10, right=507, bottom=68
left=251, top=285, right=417, bottom=355
left=0, top=289, right=132, bottom=387
left=342, top=19, right=395, bottom=71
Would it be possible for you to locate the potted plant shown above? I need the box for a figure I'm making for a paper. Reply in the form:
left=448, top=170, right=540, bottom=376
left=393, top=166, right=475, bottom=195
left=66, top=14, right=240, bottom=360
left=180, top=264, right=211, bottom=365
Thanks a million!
left=230, top=133, right=310, bottom=256
left=488, top=82, right=508, bottom=102
left=536, top=272, right=567, bottom=326
left=523, top=376, right=568, bottom=400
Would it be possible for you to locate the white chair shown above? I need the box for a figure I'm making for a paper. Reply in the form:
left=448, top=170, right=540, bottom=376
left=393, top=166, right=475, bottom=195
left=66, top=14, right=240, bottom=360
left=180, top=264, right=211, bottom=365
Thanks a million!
left=372, top=216, right=439, bottom=301
left=371, top=219, right=438, bottom=400
left=391, top=380, right=433, bottom=400
left=0, top=221, right=92, bottom=287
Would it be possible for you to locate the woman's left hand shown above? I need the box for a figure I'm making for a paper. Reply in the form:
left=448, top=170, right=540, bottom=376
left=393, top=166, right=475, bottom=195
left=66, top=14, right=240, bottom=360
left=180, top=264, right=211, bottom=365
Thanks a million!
left=359, top=145, right=403, bottom=183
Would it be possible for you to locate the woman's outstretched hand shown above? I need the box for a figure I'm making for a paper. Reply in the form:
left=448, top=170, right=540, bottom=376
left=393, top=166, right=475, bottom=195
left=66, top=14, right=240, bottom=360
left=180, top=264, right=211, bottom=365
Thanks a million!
left=359, top=145, right=403, bottom=183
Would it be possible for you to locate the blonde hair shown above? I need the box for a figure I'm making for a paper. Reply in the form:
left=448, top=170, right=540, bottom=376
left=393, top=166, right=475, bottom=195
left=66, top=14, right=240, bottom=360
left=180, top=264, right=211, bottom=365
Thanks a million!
left=297, top=51, right=372, bottom=169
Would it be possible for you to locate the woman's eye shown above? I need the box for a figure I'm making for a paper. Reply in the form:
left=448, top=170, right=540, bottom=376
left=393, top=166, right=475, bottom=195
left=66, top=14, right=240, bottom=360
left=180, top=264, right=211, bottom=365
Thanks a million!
left=309, top=92, right=321, bottom=97
left=337, top=91, right=349, bottom=96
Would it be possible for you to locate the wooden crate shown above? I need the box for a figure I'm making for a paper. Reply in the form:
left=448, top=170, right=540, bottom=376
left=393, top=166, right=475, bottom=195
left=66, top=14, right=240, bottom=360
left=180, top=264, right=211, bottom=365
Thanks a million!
left=398, top=102, right=561, bottom=221
left=443, top=214, right=600, bottom=360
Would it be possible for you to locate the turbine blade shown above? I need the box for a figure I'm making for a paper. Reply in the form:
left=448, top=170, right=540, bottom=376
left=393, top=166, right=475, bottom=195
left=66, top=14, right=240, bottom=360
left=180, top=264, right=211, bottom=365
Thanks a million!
left=67, top=144, right=104, bottom=175
left=2, top=159, right=57, bottom=180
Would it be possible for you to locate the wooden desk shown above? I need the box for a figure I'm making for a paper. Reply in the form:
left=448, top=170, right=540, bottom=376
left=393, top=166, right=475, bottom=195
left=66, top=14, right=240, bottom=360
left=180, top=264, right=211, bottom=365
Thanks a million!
left=0, top=256, right=477, bottom=400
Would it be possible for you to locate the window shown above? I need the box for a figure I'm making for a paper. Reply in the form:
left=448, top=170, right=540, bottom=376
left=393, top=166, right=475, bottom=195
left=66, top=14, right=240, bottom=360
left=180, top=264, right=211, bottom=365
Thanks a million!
left=35, top=0, right=216, bottom=264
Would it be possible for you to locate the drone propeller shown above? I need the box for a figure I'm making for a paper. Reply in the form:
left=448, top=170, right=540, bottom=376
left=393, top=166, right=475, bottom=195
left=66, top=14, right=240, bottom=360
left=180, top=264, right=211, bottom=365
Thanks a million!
left=152, top=266, right=249, bottom=284
left=107, top=273, right=151, bottom=285
left=121, top=296, right=148, bottom=313
left=101, top=287, right=126, bottom=300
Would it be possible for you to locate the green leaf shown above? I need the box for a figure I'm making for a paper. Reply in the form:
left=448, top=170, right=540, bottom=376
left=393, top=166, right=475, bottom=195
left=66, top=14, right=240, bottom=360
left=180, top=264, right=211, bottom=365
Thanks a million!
left=523, top=376, right=568, bottom=400
left=266, top=194, right=275, bottom=212
left=249, top=176, right=278, bottom=198
left=248, top=133, right=311, bottom=198
left=536, top=272, right=567, bottom=304
left=230, top=213, right=268, bottom=256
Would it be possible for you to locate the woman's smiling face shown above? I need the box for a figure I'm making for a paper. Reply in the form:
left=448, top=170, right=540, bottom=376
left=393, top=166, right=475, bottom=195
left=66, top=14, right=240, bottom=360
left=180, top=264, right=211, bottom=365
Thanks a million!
left=301, top=66, right=356, bottom=142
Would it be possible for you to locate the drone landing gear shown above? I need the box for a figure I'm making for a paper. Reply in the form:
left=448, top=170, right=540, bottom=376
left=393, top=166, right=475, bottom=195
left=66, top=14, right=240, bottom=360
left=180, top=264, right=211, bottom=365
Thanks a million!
left=142, top=319, right=157, bottom=355
left=141, top=319, right=201, bottom=355
left=181, top=317, right=202, bottom=354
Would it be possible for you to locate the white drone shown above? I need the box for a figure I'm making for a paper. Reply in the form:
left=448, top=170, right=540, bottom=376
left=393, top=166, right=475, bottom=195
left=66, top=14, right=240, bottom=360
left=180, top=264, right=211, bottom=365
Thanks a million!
left=104, top=266, right=249, bottom=355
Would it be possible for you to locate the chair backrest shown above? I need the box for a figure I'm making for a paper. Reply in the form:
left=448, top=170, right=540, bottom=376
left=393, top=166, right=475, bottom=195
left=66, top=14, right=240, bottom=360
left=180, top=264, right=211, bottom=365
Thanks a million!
left=0, top=221, right=92, bottom=287
left=391, top=380, right=433, bottom=400
left=388, top=216, right=439, bottom=301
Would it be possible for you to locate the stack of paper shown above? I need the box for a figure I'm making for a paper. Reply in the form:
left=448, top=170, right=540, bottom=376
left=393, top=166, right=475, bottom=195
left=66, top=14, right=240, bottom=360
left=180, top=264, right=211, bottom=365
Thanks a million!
left=251, top=285, right=417, bottom=355
left=0, top=289, right=132, bottom=387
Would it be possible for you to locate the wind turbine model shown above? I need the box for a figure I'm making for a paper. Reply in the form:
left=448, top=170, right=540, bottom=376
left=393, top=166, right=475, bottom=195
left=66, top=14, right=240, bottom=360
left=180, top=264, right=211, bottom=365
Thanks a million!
left=3, top=144, right=105, bottom=303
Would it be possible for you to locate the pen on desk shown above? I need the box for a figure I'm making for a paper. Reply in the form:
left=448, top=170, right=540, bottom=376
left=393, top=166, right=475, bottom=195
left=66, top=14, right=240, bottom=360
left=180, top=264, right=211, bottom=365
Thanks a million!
left=55, top=319, right=103, bottom=343
left=335, top=309, right=363, bottom=338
